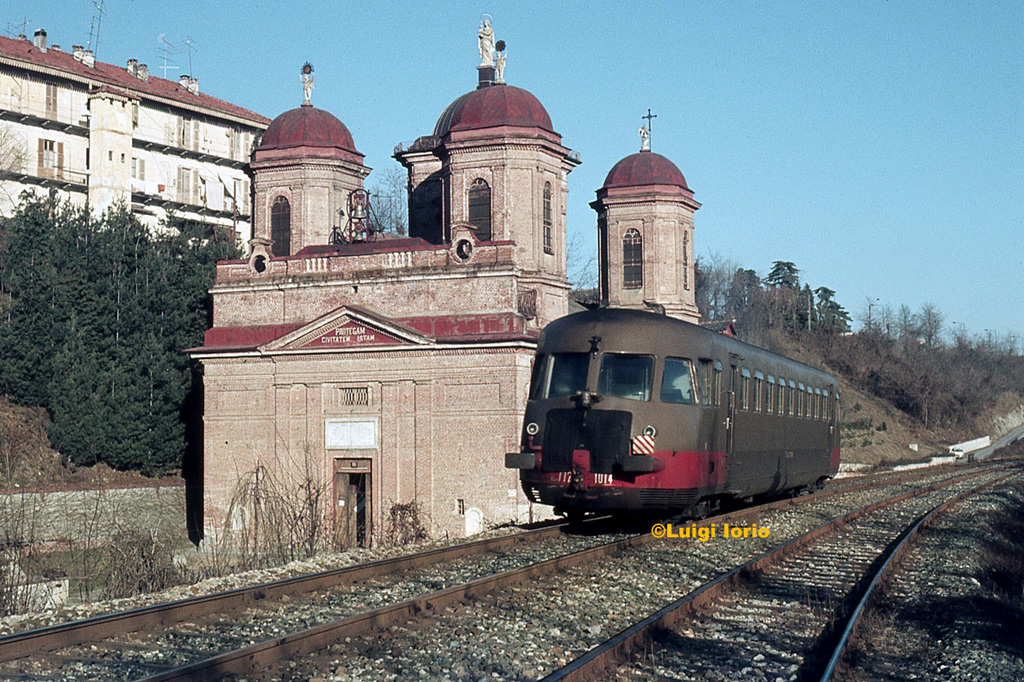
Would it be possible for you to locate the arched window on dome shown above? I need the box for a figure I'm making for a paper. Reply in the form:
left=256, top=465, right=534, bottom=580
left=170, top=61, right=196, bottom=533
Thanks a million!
left=542, top=182, right=553, bottom=254
left=623, top=228, right=643, bottom=290
left=468, top=179, right=491, bottom=241
left=271, top=196, right=291, bottom=257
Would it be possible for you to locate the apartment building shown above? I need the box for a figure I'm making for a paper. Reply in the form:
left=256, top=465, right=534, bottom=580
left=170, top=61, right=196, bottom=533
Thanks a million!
left=0, top=29, right=269, bottom=242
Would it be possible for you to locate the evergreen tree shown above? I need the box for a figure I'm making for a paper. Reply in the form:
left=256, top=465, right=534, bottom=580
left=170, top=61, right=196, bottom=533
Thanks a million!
left=0, top=197, right=238, bottom=473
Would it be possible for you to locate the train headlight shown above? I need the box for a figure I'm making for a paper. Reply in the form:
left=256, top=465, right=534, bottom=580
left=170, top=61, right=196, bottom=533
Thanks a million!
left=642, top=425, right=657, bottom=438
left=525, top=422, right=540, bottom=436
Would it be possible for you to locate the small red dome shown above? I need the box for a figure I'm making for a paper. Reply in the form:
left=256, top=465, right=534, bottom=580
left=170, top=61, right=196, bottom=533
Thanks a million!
left=602, top=152, right=689, bottom=191
left=434, top=84, right=554, bottom=137
left=258, top=105, right=359, bottom=154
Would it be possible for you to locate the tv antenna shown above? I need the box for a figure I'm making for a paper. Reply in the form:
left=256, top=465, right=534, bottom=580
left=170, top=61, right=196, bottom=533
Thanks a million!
left=183, top=35, right=198, bottom=77
left=87, top=0, right=106, bottom=56
left=5, top=18, right=29, bottom=38
left=157, top=34, right=181, bottom=79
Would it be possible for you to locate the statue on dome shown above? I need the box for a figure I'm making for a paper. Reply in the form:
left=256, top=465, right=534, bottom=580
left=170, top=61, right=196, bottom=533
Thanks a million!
left=478, top=18, right=495, bottom=67
left=300, top=62, right=315, bottom=106
left=495, top=40, right=507, bottom=83
left=639, top=123, right=651, bottom=152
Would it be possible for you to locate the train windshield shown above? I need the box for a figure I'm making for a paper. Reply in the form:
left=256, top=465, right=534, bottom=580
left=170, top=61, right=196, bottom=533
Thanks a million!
left=598, top=353, right=654, bottom=401
left=660, top=357, right=696, bottom=404
left=541, top=353, right=590, bottom=398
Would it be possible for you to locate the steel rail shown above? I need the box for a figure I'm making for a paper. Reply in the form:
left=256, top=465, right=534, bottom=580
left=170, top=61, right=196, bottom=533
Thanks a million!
left=817, top=469, right=1021, bottom=681
left=0, top=461, right=993, bottom=674
left=539, top=465, right=1017, bottom=682
left=130, top=466, right=996, bottom=682
left=0, top=517, right=579, bottom=662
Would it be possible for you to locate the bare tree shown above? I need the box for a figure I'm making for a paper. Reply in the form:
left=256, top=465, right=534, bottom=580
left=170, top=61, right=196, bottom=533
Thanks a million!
left=566, top=229, right=597, bottom=291
left=918, top=302, right=944, bottom=348
left=896, top=304, right=919, bottom=351
left=0, top=124, right=27, bottom=206
left=366, top=164, right=408, bottom=236
left=695, top=252, right=739, bottom=322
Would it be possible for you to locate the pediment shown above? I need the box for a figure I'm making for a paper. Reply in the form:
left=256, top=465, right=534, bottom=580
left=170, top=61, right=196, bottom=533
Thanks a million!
left=260, top=306, right=431, bottom=352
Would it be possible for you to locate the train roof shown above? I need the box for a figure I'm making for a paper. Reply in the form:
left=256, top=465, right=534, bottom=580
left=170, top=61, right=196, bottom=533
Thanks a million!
left=539, top=308, right=836, bottom=385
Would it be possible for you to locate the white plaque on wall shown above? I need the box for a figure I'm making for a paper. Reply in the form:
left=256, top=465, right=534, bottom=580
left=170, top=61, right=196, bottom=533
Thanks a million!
left=325, top=419, right=379, bottom=449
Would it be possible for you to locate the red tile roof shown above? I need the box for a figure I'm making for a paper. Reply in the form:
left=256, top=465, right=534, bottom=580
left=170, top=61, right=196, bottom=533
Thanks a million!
left=0, top=35, right=270, bottom=126
left=602, top=151, right=690, bottom=191
left=193, top=312, right=535, bottom=353
left=434, top=84, right=554, bottom=137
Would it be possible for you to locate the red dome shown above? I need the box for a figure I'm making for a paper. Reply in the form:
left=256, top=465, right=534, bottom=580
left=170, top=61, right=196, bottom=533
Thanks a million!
left=602, top=152, right=689, bottom=191
left=258, top=105, right=359, bottom=154
left=434, top=84, right=554, bottom=137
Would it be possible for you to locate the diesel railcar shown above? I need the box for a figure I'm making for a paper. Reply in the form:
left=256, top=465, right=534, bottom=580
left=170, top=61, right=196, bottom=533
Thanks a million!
left=505, top=308, right=840, bottom=515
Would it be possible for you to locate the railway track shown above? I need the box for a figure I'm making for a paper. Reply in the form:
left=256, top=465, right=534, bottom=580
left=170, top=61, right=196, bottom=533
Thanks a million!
left=0, top=461, right=1009, bottom=681
left=553, top=466, right=1020, bottom=681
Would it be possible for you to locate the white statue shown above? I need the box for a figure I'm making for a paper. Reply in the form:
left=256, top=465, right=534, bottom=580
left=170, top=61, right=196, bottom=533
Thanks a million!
left=478, top=19, right=495, bottom=67
left=300, top=63, right=315, bottom=105
left=639, top=123, right=651, bottom=151
left=495, top=48, right=506, bottom=83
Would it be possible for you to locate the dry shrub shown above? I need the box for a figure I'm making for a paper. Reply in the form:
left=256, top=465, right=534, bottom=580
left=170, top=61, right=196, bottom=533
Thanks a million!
left=102, top=529, right=185, bottom=599
left=0, top=396, right=66, bottom=487
left=0, top=548, right=33, bottom=616
left=380, top=501, right=429, bottom=547
left=219, top=452, right=332, bottom=571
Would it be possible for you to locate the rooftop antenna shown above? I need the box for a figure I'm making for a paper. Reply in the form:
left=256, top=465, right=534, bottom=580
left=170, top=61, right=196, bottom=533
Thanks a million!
left=5, top=18, right=29, bottom=38
left=157, top=34, right=181, bottom=79
left=87, top=0, right=106, bottom=56
left=183, top=35, right=197, bottom=77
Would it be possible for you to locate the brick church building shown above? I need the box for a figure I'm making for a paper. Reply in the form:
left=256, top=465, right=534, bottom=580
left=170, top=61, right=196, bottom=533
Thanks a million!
left=188, top=28, right=699, bottom=545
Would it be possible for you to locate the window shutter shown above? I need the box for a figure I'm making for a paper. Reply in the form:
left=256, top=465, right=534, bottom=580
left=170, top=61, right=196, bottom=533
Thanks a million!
left=56, top=142, right=64, bottom=180
left=37, top=138, right=44, bottom=176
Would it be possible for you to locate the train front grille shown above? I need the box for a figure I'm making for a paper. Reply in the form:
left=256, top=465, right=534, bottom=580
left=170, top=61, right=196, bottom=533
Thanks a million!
left=639, top=488, right=698, bottom=508
left=541, top=409, right=632, bottom=474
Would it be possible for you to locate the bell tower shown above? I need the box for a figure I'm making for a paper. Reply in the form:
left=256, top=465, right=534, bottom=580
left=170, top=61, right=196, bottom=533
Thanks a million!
left=250, top=64, right=369, bottom=263
left=592, top=129, right=700, bottom=323
left=395, top=22, right=580, bottom=328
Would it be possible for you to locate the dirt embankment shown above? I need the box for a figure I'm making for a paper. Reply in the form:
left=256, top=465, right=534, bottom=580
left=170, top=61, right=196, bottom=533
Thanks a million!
left=0, top=397, right=179, bottom=492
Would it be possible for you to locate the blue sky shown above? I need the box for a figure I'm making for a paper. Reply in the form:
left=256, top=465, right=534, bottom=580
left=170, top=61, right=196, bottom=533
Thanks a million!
left=8, top=1, right=1023, bottom=347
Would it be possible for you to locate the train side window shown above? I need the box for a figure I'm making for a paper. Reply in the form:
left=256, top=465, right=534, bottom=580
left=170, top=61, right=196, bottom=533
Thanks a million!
left=544, top=353, right=589, bottom=398
left=754, top=371, right=765, bottom=413
left=713, top=361, right=723, bottom=407
left=698, top=359, right=713, bottom=406
left=739, top=368, right=751, bottom=411
left=788, top=381, right=797, bottom=416
left=815, top=388, right=822, bottom=419
left=528, top=354, right=548, bottom=400
left=599, top=353, right=654, bottom=401
left=767, top=375, right=776, bottom=414
left=661, top=357, right=696, bottom=404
